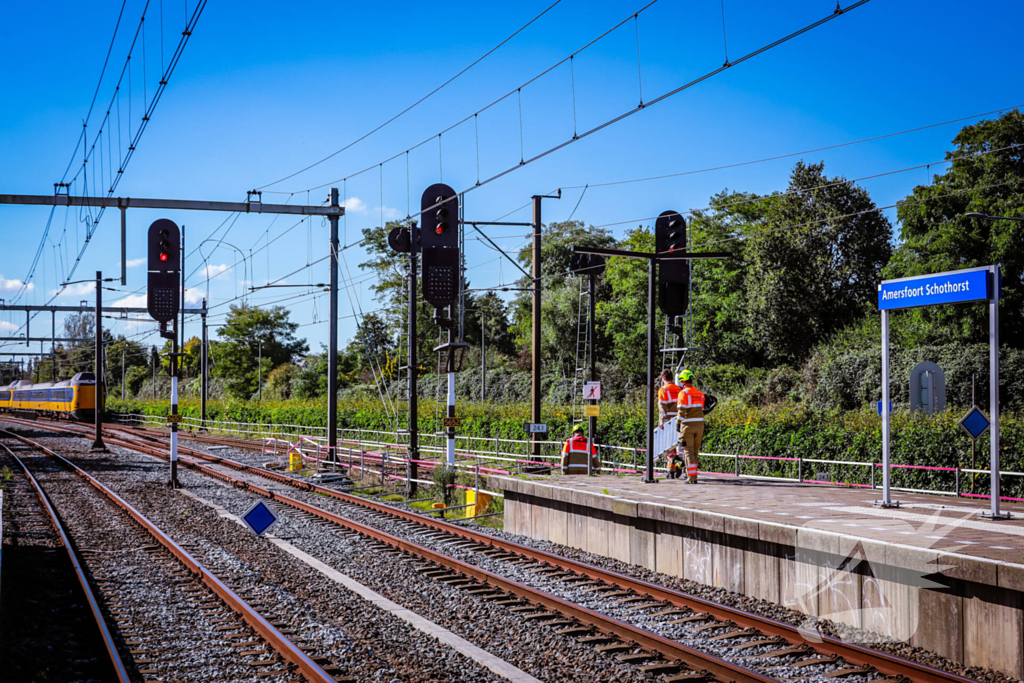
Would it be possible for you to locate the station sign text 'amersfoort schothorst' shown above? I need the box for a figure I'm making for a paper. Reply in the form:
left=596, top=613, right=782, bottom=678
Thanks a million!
left=877, top=267, right=993, bottom=310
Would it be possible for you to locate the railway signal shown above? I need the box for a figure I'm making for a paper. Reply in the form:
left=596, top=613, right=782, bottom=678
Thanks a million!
left=147, top=219, right=181, bottom=324
left=419, top=184, right=459, bottom=309
left=655, top=210, right=689, bottom=317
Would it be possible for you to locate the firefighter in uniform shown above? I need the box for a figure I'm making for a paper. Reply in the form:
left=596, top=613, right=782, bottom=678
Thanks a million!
left=561, top=425, right=600, bottom=474
left=676, top=369, right=705, bottom=484
left=657, top=369, right=684, bottom=478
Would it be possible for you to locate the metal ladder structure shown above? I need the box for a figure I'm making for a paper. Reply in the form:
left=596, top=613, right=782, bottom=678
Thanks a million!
left=394, top=321, right=411, bottom=440
left=571, top=276, right=591, bottom=424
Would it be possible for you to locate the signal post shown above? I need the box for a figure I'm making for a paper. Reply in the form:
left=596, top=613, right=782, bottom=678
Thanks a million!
left=147, top=219, right=182, bottom=488
left=572, top=210, right=729, bottom=483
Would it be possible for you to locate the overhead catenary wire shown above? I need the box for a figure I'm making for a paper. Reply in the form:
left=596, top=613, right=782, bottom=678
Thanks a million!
left=256, top=0, right=567, bottom=191
left=295, top=0, right=873, bottom=248
left=14, top=0, right=209, bottom=322
left=583, top=142, right=1024, bottom=232
left=556, top=103, right=1024, bottom=191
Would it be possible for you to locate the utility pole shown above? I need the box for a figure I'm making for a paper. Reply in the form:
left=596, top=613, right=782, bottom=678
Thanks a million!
left=201, top=299, right=208, bottom=428
left=480, top=307, right=486, bottom=401
left=645, top=258, right=656, bottom=482
left=327, top=188, right=340, bottom=460
left=529, top=192, right=560, bottom=456
left=91, top=271, right=107, bottom=452
left=169, top=317, right=180, bottom=488
left=180, top=224, right=186, bottom=352
left=587, top=269, right=598, bottom=473
left=446, top=306, right=456, bottom=467
left=121, top=347, right=125, bottom=401
left=531, top=196, right=542, bottom=457
left=408, top=225, right=419, bottom=496
left=258, top=340, right=262, bottom=403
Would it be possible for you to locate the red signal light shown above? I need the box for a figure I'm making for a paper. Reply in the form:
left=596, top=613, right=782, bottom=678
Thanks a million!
left=435, top=225, right=444, bottom=235
left=160, top=252, right=168, bottom=262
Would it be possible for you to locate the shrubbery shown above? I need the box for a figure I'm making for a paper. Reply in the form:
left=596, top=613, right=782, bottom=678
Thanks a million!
left=106, top=395, right=1024, bottom=497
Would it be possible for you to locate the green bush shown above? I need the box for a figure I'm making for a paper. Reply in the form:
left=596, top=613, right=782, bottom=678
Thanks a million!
left=106, top=395, right=1024, bottom=498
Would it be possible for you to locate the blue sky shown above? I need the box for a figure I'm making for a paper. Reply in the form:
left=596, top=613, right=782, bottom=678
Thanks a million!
left=1, top=0, right=1023, bottom=356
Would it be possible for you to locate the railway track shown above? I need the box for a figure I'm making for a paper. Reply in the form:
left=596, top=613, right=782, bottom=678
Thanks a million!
left=5, top=417, right=981, bottom=683
left=0, top=428, right=347, bottom=683
left=0, top=442, right=125, bottom=682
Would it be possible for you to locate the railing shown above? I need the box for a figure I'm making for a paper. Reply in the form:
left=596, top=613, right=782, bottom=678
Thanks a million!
left=109, top=412, right=1024, bottom=502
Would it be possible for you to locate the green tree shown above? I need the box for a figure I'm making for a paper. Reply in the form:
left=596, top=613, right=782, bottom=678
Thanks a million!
left=597, top=227, right=665, bottom=377
left=358, top=221, right=442, bottom=366
left=264, top=363, right=300, bottom=400
left=509, top=220, right=617, bottom=374
left=688, top=191, right=762, bottom=366
left=742, top=161, right=892, bottom=365
left=475, top=291, right=516, bottom=357
left=885, top=110, right=1024, bottom=347
left=159, top=336, right=202, bottom=378
left=212, top=304, right=308, bottom=399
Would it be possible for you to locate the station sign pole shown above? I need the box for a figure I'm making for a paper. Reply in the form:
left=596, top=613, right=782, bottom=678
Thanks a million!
left=876, top=264, right=1005, bottom=516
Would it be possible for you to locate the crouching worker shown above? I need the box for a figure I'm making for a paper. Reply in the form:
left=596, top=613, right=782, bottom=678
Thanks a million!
left=665, top=448, right=685, bottom=479
left=561, top=425, right=600, bottom=474
left=676, top=369, right=705, bottom=484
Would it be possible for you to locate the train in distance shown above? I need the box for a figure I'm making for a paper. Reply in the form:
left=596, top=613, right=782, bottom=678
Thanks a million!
left=0, top=372, right=98, bottom=422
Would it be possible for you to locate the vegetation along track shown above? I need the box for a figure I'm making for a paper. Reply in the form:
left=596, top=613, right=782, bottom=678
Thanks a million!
left=0, top=427, right=345, bottom=683
left=10, top=417, right=981, bottom=683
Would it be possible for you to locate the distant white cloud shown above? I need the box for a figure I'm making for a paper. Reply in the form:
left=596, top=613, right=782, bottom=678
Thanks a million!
left=0, top=320, right=18, bottom=333
left=343, top=197, right=367, bottom=213
left=126, top=258, right=146, bottom=267
left=378, top=206, right=401, bottom=220
left=184, top=287, right=205, bottom=305
left=114, top=293, right=148, bottom=308
left=201, top=263, right=230, bottom=280
left=0, top=275, right=33, bottom=294
left=53, top=281, right=96, bottom=297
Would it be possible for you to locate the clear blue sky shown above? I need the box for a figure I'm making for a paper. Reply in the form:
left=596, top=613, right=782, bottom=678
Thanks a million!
left=1, top=0, right=1022, bottom=356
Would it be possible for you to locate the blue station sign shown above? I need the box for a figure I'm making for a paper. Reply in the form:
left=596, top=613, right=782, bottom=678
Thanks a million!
left=878, top=267, right=994, bottom=311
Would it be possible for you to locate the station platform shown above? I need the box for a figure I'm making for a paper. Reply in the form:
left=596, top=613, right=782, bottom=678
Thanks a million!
left=487, top=472, right=1024, bottom=678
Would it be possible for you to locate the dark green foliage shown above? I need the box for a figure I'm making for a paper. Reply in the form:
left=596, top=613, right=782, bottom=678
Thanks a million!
left=211, top=304, right=308, bottom=399
left=885, top=110, right=1024, bottom=347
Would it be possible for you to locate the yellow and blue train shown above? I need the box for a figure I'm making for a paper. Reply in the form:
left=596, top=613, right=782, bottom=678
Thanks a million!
left=0, top=372, right=98, bottom=422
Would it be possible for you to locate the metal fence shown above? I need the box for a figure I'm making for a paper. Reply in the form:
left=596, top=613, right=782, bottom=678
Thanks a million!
left=110, top=412, right=1024, bottom=503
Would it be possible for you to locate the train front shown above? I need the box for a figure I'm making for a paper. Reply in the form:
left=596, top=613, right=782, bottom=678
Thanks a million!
left=70, top=372, right=97, bottom=422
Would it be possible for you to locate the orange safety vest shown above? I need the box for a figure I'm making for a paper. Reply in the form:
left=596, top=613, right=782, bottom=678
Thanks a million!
left=561, top=434, right=598, bottom=473
left=657, top=382, right=682, bottom=417
left=678, top=384, right=705, bottom=422
left=562, top=434, right=596, bottom=455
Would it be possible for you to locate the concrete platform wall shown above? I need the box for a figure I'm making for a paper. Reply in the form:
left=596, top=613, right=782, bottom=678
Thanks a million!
left=499, top=478, right=1024, bottom=678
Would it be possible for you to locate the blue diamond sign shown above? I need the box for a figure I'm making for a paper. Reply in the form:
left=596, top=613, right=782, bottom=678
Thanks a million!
left=241, top=500, right=278, bottom=537
left=958, top=406, right=991, bottom=441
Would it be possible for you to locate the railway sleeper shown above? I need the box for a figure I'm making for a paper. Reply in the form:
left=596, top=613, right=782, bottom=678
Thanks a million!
left=664, top=670, right=716, bottom=682
left=595, top=641, right=635, bottom=655
left=640, top=660, right=685, bottom=674
left=743, top=645, right=813, bottom=660
left=692, top=619, right=734, bottom=633
left=822, top=665, right=877, bottom=678
left=709, top=628, right=760, bottom=641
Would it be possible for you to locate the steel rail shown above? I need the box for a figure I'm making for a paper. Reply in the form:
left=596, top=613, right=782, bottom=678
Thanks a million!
left=10, top=417, right=980, bottom=683
left=12, top=419, right=771, bottom=683
left=0, top=442, right=132, bottom=683
left=0, top=428, right=337, bottom=683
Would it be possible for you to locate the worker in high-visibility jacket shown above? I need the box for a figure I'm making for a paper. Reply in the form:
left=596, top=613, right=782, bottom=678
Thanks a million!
left=561, top=425, right=600, bottom=474
left=657, top=369, right=681, bottom=427
left=657, top=369, right=684, bottom=479
left=676, top=369, right=705, bottom=484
